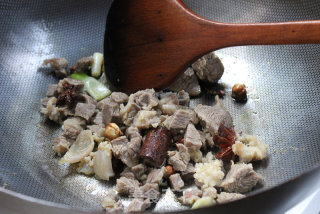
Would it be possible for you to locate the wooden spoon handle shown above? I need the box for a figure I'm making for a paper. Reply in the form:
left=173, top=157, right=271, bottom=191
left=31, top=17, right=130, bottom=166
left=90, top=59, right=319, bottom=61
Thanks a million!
left=217, top=21, right=320, bottom=48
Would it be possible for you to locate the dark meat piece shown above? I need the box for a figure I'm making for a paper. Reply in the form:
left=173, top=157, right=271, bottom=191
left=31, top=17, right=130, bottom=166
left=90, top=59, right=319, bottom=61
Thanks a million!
left=52, top=135, right=71, bottom=155
left=168, top=144, right=190, bottom=172
left=181, top=163, right=195, bottom=182
left=146, top=167, right=165, bottom=185
left=164, top=109, right=198, bottom=134
left=111, top=127, right=142, bottom=167
left=192, top=52, right=224, bottom=83
left=220, top=163, right=263, bottom=193
left=194, top=96, right=233, bottom=135
left=43, top=58, right=68, bottom=78
left=91, top=111, right=103, bottom=125
left=40, top=97, right=64, bottom=123
left=102, top=100, right=121, bottom=124
left=70, top=56, right=93, bottom=74
left=158, top=91, right=190, bottom=116
left=131, top=164, right=147, bottom=180
left=126, top=126, right=142, bottom=167
left=46, top=84, right=58, bottom=97
left=169, top=173, right=184, bottom=191
left=110, top=92, right=129, bottom=104
left=139, top=127, right=172, bottom=167
left=87, top=124, right=105, bottom=143
left=62, top=117, right=86, bottom=140
left=120, top=167, right=135, bottom=180
left=116, top=176, right=140, bottom=195
left=158, top=92, right=180, bottom=116
left=74, top=103, right=96, bottom=121
left=132, top=110, right=161, bottom=129
left=184, top=123, right=202, bottom=150
left=57, top=78, right=84, bottom=93
left=168, top=67, right=201, bottom=96
left=78, top=93, right=97, bottom=106
left=120, top=89, right=159, bottom=126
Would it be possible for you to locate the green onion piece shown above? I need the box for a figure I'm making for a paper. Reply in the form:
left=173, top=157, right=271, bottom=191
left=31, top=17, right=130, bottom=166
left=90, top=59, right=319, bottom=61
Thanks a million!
left=91, top=52, right=104, bottom=77
left=191, top=197, right=215, bottom=209
left=71, top=73, right=111, bottom=101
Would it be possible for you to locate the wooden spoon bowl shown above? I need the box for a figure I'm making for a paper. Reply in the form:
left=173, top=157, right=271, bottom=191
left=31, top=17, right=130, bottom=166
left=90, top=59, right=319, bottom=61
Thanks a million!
left=104, top=0, right=320, bottom=93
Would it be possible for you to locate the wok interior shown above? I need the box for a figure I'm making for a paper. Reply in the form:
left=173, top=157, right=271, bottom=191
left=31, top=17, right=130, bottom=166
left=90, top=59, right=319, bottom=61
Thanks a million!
left=0, top=0, right=320, bottom=211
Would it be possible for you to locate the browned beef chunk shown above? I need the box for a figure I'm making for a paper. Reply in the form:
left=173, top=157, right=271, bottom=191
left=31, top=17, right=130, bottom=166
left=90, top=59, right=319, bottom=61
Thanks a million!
left=195, top=96, right=233, bottom=135
left=78, top=93, right=97, bottom=106
left=62, top=117, right=86, bottom=140
left=158, top=92, right=179, bottom=116
left=57, top=78, right=84, bottom=93
left=40, top=97, right=64, bottom=123
left=131, top=164, right=148, bottom=181
left=116, top=176, right=140, bottom=195
left=43, top=58, right=68, bottom=78
left=132, top=110, right=161, bottom=129
left=168, top=68, right=201, bottom=96
left=146, top=167, right=165, bottom=185
left=110, top=92, right=129, bottom=104
left=111, top=128, right=141, bottom=168
left=168, top=144, right=190, bottom=172
left=91, top=111, right=103, bottom=125
left=126, top=126, right=142, bottom=167
left=70, top=56, right=93, bottom=74
left=52, top=135, right=72, bottom=155
left=120, top=89, right=159, bottom=126
left=169, top=173, right=184, bottom=191
left=87, top=124, right=105, bottom=143
left=46, top=84, right=58, bottom=97
left=192, top=52, right=224, bottom=83
left=102, top=100, right=121, bottom=124
left=74, top=103, right=96, bottom=121
left=220, top=163, right=263, bottom=193
left=181, top=163, right=196, bottom=182
left=120, top=167, right=135, bottom=180
left=184, top=123, right=202, bottom=151
left=164, top=109, right=198, bottom=134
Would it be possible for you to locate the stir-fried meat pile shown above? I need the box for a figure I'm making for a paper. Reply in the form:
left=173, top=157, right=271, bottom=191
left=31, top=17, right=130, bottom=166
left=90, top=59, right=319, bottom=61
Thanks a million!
left=40, top=52, right=268, bottom=213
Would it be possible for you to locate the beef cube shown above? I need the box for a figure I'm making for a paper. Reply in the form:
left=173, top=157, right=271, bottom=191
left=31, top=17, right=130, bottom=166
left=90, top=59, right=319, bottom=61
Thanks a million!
left=46, top=84, right=58, bottom=97
left=220, top=162, right=263, bottom=193
left=75, top=103, right=96, bottom=121
left=169, top=173, right=184, bottom=191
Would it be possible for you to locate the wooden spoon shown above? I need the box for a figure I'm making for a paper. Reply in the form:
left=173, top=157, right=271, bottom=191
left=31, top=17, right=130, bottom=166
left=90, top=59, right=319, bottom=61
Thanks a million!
left=104, top=0, right=320, bottom=93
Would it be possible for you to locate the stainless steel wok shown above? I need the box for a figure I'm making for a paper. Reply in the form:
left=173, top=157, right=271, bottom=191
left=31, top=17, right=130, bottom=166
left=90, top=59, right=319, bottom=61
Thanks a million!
left=0, top=0, right=320, bottom=213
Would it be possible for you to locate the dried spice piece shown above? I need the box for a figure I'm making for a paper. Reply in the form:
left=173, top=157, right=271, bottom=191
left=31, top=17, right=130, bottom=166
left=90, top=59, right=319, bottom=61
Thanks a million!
left=216, top=146, right=235, bottom=162
left=213, top=123, right=236, bottom=161
left=164, top=165, right=175, bottom=178
left=139, top=127, right=172, bottom=167
left=57, top=82, right=84, bottom=108
left=231, top=84, right=247, bottom=103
